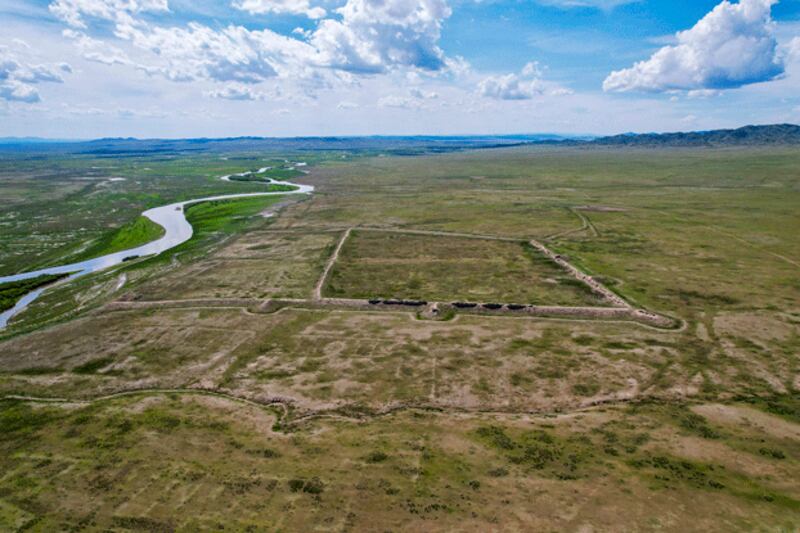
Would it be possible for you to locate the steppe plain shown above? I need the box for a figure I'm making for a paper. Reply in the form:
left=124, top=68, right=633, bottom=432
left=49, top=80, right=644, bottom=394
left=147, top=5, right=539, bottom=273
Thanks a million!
left=1, top=145, right=799, bottom=531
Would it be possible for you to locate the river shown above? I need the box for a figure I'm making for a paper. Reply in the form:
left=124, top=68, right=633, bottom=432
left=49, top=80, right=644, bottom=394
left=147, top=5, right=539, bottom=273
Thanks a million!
left=0, top=170, right=313, bottom=329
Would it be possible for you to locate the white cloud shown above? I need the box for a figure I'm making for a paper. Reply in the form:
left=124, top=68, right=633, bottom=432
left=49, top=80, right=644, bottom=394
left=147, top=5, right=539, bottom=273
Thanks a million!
left=117, top=107, right=167, bottom=118
left=409, top=87, right=438, bottom=99
left=443, top=55, right=470, bottom=78
left=478, top=61, right=568, bottom=100
left=233, top=0, right=326, bottom=19
left=115, top=23, right=296, bottom=83
left=604, top=0, right=784, bottom=93
left=377, top=95, right=420, bottom=108
left=311, top=0, right=452, bottom=73
left=521, top=61, right=541, bottom=78
left=337, top=100, right=359, bottom=109
left=63, top=30, right=132, bottom=66
left=479, top=74, right=543, bottom=100
left=0, top=80, right=41, bottom=103
left=0, top=45, right=70, bottom=103
left=60, top=104, right=166, bottom=118
left=550, top=87, right=574, bottom=96
left=789, top=37, right=800, bottom=62
left=49, top=0, right=169, bottom=29
left=205, top=83, right=268, bottom=101
left=687, top=88, right=722, bottom=98
left=49, top=0, right=454, bottom=90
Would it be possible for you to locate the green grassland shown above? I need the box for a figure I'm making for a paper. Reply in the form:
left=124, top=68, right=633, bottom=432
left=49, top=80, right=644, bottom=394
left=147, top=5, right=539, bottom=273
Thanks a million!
left=0, top=274, right=68, bottom=313
left=0, top=194, right=293, bottom=335
left=132, top=230, right=337, bottom=301
left=260, top=166, right=304, bottom=180
left=0, top=145, right=799, bottom=529
left=229, top=166, right=305, bottom=182
left=326, top=230, right=604, bottom=305
left=65, top=216, right=165, bottom=263
left=0, top=153, right=321, bottom=276
left=0, top=393, right=798, bottom=530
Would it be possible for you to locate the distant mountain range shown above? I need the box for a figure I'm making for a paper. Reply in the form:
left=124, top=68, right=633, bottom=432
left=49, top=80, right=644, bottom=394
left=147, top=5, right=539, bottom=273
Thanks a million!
left=590, top=124, right=800, bottom=147
left=0, top=134, right=582, bottom=156
left=0, top=124, right=798, bottom=154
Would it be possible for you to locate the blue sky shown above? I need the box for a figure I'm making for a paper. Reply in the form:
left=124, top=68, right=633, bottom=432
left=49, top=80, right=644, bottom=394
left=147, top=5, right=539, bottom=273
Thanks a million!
left=1, top=0, right=799, bottom=138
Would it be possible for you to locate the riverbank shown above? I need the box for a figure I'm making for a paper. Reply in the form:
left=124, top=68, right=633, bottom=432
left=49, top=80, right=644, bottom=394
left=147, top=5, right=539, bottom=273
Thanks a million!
left=0, top=172, right=313, bottom=328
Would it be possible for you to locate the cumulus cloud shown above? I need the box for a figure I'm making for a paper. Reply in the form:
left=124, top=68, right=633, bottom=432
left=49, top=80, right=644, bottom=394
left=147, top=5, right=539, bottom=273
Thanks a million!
left=479, top=74, right=540, bottom=100
left=63, top=29, right=132, bottom=65
left=604, top=0, right=784, bottom=93
left=233, top=0, right=326, bottom=19
left=311, top=0, right=452, bottom=73
left=478, top=61, right=568, bottom=100
left=50, top=0, right=453, bottom=91
left=0, top=81, right=41, bottom=103
left=114, top=23, right=301, bottom=83
left=49, top=0, right=168, bottom=29
left=0, top=45, right=71, bottom=103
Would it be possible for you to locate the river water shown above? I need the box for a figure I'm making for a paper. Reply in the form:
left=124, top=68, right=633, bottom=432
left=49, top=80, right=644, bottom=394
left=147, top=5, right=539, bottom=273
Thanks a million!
left=0, top=171, right=313, bottom=328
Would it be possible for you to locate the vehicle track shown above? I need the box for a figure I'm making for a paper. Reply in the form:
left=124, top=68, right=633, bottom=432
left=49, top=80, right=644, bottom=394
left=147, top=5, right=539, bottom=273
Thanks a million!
left=314, top=227, right=352, bottom=300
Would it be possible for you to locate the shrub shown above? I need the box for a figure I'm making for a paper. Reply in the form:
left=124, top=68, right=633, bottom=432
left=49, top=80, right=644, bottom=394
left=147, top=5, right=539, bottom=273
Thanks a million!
left=487, top=467, right=508, bottom=477
left=678, top=412, right=721, bottom=440
left=476, top=426, right=516, bottom=450
left=72, top=357, right=114, bottom=375
left=758, top=448, right=785, bottom=460
left=303, top=477, right=325, bottom=494
left=365, top=451, right=388, bottom=463
left=572, top=382, right=600, bottom=397
left=288, top=477, right=325, bottom=494
left=260, top=448, right=281, bottom=458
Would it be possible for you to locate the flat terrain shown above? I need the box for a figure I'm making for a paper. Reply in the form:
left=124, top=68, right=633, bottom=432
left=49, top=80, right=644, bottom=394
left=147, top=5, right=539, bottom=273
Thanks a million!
left=2, top=394, right=799, bottom=531
left=325, top=230, right=604, bottom=305
left=0, top=145, right=799, bottom=530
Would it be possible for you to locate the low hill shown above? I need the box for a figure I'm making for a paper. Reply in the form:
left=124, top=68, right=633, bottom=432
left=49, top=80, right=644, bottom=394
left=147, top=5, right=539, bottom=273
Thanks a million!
left=591, top=123, right=800, bottom=147
left=1, top=124, right=798, bottom=153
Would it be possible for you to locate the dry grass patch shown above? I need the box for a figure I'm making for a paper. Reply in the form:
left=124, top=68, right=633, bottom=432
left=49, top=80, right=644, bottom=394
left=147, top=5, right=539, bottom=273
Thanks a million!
left=134, top=231, right=337, bottom=300
left=1, top=396, right=799, bottom=531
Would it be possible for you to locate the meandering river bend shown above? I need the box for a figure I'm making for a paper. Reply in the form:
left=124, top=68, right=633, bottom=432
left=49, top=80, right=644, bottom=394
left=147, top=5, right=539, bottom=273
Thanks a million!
left=0, top=171, right=313, bottom=328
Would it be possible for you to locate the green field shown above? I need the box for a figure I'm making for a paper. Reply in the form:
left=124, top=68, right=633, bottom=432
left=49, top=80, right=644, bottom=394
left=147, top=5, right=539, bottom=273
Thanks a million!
left=0, top=274, right=69, bottom=313
left=326, top=230, right=604, bottom=305
left=1, top=393, right=798, bottom=531
left=67, top=216, right=165, bottom=263
left=0, top=153, right=316, bottom=277
left=0, top=145, right=799, bottom=530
